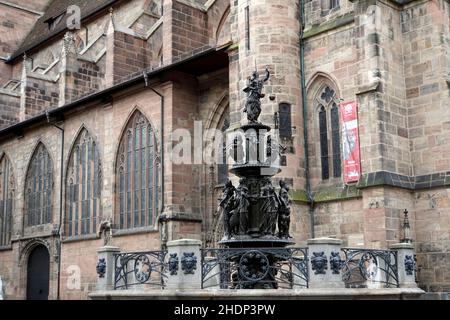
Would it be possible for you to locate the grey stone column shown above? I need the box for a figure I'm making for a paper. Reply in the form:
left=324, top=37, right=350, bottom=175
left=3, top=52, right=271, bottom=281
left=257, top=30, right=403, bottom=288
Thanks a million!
left=307, top=238, right=345, bottom=288
left=166, top=239, right=202, bottom=290
left=390, top=243, right=417, bottom=288
left=96, top=246, right=120, bottom=291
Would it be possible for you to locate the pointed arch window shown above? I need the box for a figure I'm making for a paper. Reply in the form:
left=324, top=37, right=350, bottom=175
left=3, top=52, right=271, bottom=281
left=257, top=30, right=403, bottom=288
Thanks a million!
left=317, top=86, right=342, bottom=180
left=319, top=106, right=329, bottom=180
left=25, top=143, right=53, bottom=226
left=65, top=129, right=102, bottom=238
left=0, top=155, right=14, bottom=246
left=116, top=111, right=159, bottom=230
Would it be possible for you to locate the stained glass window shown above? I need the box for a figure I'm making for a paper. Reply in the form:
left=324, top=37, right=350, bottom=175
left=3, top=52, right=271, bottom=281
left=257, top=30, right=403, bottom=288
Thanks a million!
left=65, top=129, right=102, bottom=237
left=116, top=111, right=158, bottom=229
left=319, top=106, right=329, bottom=180
left=317, top=86, right=342, bottom=180
left=0, top=155, right=14, bottom=246
left=25, top=143, right=53, bottom=226
left=331, top=103, right=342, bottom=178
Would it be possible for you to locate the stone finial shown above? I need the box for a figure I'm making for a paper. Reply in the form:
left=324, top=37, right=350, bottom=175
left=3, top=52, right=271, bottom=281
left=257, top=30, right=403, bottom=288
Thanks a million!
left=401, top=209, right=412, bottom=243
left=22, top=54, right=27, bottom=74
left=106, top=7, right=116, bottom=34
left=62, top=31, right=76, bottom=56
left=21, top=53, right=31, bottom=80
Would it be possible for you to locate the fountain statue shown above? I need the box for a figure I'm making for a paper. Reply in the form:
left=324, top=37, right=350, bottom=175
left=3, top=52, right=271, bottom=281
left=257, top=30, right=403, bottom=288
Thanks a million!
left=218, top=69, right=294, bottom=288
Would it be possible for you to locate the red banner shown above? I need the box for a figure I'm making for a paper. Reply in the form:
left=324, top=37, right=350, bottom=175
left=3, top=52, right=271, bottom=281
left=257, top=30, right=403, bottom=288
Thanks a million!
left=340, top=101, right=361, bottom=184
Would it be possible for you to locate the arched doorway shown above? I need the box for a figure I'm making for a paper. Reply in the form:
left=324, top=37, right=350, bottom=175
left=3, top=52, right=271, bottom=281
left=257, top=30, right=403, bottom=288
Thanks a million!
left=26, top=245, right=50, bottom=300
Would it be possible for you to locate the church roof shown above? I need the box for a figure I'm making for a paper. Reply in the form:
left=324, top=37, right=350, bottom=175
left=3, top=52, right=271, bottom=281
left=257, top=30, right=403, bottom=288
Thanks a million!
left=0, top=46, right=229, bottom=141
left=9, top=0, right=120, bottom=62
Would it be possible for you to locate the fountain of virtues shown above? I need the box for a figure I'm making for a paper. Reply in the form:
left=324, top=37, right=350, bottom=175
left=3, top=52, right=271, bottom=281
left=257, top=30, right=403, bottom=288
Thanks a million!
left=217, top=68, right=295, bottom=288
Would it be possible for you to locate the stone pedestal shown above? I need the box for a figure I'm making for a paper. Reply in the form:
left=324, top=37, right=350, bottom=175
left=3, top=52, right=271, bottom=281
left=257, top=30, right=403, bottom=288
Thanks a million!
left=166, top=239, right=202, bottom=290
left=96, top=246, right=120, bottom=291
left=307, top=238, right=345, bottom=288
left=390, top=243, right=417, bottom=288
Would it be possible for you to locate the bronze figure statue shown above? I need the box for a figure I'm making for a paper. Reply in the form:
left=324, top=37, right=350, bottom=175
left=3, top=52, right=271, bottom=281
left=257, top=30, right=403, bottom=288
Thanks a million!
left=235, top=180, right=250, bottom=235
left=259, top=182, right=279, bottom=236
left=278, top=180, right=291, bottom=239
left=243, top=68, right=270, bottom=123
left=219, top=180, right=236, bottom=239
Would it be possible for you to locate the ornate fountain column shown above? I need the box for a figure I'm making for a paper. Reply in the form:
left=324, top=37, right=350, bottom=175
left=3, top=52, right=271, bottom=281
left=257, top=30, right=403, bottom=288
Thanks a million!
left=216, top=69, right=295, bottom=288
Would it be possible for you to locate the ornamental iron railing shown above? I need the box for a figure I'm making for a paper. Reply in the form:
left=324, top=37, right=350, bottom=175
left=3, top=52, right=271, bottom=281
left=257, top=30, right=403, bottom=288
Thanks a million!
left=114, top=251, right=168, bottom=290
left=201, top=247, right=309, bottom=289
left=341, top=248, right=399, bottom=288
left=112, top=247, right=403, bottom=290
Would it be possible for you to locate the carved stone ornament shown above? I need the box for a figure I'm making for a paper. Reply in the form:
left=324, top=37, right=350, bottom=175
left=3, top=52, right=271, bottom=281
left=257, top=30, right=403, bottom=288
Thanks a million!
left=311, top=252, right=328, bottom=275
left=330, top=251, right=343, bottom=275
left=181, top=252, right=197, bottom=275
left=404, top=255, right=415, bottom=276
left=169, top=253, right=179, bottom=276
left=96, top=258, right=106, bottom=278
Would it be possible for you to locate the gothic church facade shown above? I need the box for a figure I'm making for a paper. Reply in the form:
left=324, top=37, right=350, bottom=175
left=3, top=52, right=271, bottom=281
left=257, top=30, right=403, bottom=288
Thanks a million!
left=0, top=0, right=449, bottom=299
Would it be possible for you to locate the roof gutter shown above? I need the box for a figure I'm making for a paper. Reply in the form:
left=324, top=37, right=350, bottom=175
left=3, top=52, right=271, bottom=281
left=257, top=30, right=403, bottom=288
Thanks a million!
left=142, top=71, right=166, bottom=249
left=299, top=0, right=315, bottom=238
left=45, top=110, right=64, bottom=300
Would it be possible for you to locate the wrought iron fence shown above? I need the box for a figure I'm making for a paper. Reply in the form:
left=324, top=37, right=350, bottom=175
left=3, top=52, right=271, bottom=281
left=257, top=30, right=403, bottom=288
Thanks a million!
left=341, top=248, right=399, bottom=288
left=114, top=251, right=168, bottom=290
left=201, top=247, right=309, bottom=289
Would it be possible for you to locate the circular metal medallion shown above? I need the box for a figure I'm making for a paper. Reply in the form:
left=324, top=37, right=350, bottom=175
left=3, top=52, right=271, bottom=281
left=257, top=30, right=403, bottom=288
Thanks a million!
left=134, top=254, right=152, bottom=283
left=239, top=250, right=270, bottom=282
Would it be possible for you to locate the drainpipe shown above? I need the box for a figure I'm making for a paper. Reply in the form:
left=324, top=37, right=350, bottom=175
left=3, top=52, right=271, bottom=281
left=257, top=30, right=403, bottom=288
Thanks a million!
left=143, top=71, right=166, bottom=248
left=45, top=110, right=64, bottom=300
left=299, top=0, right=315, bottom=238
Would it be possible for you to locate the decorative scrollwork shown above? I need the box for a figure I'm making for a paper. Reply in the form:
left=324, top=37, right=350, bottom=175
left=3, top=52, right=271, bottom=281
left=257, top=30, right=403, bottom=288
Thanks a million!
left=201, top=247, right=309, bottom=289
left=181, top=252, right=197, bottom=275
left=311, top=252, right=328, bottom=275
left=238, top=250, right=270, bottom=282
left=114, top=251, right=167, bottom=289
left=96, top=258, right=106, bottom=278
left=169, top=253, right=179, bottom=276
left=341, top=249, right=399, bottom=288
left=404, top=255, right=415, bottom=276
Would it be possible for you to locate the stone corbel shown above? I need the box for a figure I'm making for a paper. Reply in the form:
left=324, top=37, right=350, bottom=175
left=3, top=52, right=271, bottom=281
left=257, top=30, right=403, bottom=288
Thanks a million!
left=356, top=81, right=381, bottom=96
